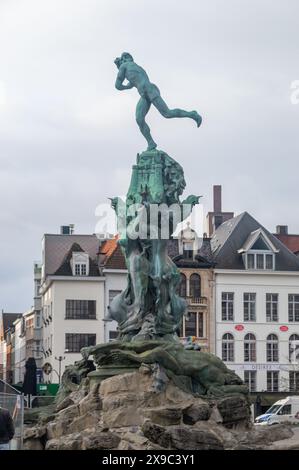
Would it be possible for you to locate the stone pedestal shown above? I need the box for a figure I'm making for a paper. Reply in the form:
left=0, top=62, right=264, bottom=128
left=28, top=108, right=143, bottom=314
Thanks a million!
left=87, top=365, right=139, bottom=387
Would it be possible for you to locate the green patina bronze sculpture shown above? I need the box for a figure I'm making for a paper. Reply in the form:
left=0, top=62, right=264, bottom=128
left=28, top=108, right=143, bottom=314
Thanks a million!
left=107, top=56, right=203, bottom=341
left=81, top=341, right=248, bottom=397
left=107, top=149, right=200, bottom=341
left=59, top=55, right=248, bottom=400
left=114, top=52, right=202, bottom=150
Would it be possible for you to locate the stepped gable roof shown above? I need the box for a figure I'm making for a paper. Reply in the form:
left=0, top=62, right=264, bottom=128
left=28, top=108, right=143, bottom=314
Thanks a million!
left=211, top=212, right=299, bottom=271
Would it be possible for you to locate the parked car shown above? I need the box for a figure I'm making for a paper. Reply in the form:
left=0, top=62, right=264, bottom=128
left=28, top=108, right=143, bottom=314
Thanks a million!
left=255, top=396, right=299, bottom=425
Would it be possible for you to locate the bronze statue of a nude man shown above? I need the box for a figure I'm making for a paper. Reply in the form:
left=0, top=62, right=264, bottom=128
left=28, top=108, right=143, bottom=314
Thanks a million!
left=115, top=52, right=202, bottom=151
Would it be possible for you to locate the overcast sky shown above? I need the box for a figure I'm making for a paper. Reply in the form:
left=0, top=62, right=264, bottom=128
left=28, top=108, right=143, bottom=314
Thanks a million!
left=0, top=0, right=299, bottom=311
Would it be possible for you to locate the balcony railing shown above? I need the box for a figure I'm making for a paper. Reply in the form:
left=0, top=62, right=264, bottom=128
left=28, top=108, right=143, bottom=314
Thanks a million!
left=186, top=296, right=208, bottom=306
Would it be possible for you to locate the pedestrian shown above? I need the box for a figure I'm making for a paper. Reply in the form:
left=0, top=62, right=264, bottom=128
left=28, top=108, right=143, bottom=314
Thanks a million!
left=0, top=406, right=15, bottom=450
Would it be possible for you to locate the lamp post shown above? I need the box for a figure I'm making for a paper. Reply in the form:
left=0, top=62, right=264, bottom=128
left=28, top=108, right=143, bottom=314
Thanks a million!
left=54, top=356, right=65, bottom=384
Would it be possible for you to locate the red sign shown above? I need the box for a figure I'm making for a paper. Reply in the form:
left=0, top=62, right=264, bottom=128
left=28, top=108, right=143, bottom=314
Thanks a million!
left=280, top=325, right=289, bottom=332
left=235, top=324, right=244, bottom=331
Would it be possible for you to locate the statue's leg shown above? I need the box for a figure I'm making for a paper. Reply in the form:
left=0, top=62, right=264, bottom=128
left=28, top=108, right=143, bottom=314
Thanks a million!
left=152, top=96, right=202, bottom=127
left=112, top=346, right=179, bottom=373
left=136, top=97, right=157, bottom=150
left=138, top=347, right=180, bottom=372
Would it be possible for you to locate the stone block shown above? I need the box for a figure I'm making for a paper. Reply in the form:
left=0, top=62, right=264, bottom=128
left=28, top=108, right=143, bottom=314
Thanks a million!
left=143, top=406, right=182, bottom=426
left=182, top=402, right=210, bottom=425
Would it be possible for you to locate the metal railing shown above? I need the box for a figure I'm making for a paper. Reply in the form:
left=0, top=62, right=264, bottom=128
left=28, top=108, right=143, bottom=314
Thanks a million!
left=0, top=392, right=24, bottom=450
left=186, top=296, right=208, bottom=305
left=26, top=395, right=56, bottom=408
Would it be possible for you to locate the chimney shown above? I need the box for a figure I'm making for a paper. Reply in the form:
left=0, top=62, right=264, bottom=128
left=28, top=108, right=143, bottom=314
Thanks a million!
left=60, top=224, right=75, bottom=235
left=276, top=225, right=288, bottom=235
left=213, top=185, right=222, bottom=213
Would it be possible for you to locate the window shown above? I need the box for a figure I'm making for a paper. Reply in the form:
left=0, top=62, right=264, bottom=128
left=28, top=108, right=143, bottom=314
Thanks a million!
left=65, top=300, right=96, bottom=319
left=289, top=371, right=299, bottom=392
left=288, top=295, right=299, bottom=322
left=278, top=404, right=292, bottom=415
left=182, top=312, right=204, bottom=338
left=74, top=263, right=87, bottom=276
left=185, top=312, right=196, bottom=336
left=178, top=273, right=187, bottom=298
left=35, top=281, right=41, bottom=297
left=267, top=371, right=279, bottom=392
left=189, top=274, right=201, bottom=299
left=72, top=252, right=89, bottom=276
left=245, top=252, right=274, bottom=270
left=266, top=334, right=279, bottom=362
left=289, top=334, right=299, bottom=363
left=244, top=333, right=256, bottom=362
left=243, top=293, right=256, bottom=321
left=222, top=333, right=234, bottom=362
left=256, top=254, right=264, bottom=269
left=35, top=313, right=41, bottom=328
left=109, top=331, right=118, bottom=341
left=244, top=370, right=256, bottom=392
left=266, top=294, right=278, bottom=322
left=222, top=293, right=234, bottom=321
left=35, top=340, right=41, bottom=358
left=183, top=241, right=194, bottom=259
left=251, top=237, right=270, bottom=250
left=266, top=254, right=273, bottom=270
left=65, top=333, right=96, bottom=353
left=197, top=313, right=204, bottom=338
left=109, top=290, right=122, bottom=304
left=247, top=254, right=254, bottom=269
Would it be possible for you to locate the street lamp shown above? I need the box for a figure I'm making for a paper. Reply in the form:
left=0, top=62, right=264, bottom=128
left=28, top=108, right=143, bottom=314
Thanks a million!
left=54, top=356, right=65, bottom=384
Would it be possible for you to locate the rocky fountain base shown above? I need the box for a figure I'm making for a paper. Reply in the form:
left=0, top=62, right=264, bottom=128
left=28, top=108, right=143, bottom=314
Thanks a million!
left=23, top=342, right=294, bottom=450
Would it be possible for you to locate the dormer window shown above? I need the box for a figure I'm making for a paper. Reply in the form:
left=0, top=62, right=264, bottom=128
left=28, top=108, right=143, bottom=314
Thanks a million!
left=176, top=224, right=200, bottom=260
left=75, top=263, right=87, bottom=276
left=71, top=252, right=89, bottom=276
left=238, top=229, right=279, bottom=271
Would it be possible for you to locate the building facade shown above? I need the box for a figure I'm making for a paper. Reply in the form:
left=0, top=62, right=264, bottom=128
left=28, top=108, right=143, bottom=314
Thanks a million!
left=40, top=234, right=105, bottom=381
left=167, top=226, right=216, bottom=352
left=212, top=212, right=299, bottom=393
left=0, top=312, right=22, bottom=383
left=13, top=316, right=26, bottom=384
left=39, top=230, right=128, bottom=381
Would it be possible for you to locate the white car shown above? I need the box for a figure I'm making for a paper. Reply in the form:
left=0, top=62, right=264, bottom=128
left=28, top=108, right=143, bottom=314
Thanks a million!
left=255, top=396, right=299, bottom=425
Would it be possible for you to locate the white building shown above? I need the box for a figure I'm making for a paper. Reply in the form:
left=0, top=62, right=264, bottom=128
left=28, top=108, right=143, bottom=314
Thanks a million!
left=13, top=317, right=26, bottom=384
left=212, top=212, right=299, bottom=393
left=40, top=229, right=127, bottom=382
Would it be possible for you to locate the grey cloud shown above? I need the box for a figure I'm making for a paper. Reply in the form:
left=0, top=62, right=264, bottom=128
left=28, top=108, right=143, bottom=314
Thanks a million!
left=0, top=0, right=299, bottom=310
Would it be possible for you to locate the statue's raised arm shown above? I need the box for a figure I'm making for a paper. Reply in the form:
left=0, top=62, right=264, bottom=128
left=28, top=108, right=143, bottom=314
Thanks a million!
left=114, top=52, right=202, bottom=151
